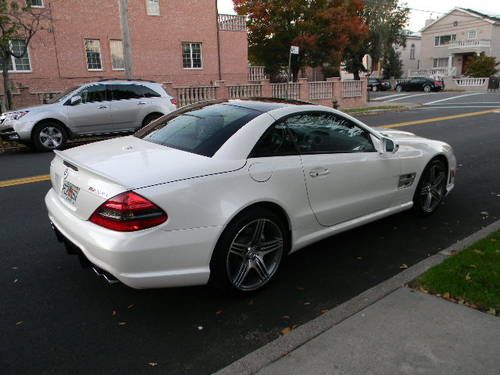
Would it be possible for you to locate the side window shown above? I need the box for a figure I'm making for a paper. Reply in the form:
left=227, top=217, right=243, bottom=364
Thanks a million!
left=286, top=113, right=376, bottom=154
left=111, top=84, right=143, bottom=100
left=80, top=85, right=106, bottom=104
left=141, top=85, right=161, bottom=98
left=250, top=121, right=297, bottom=157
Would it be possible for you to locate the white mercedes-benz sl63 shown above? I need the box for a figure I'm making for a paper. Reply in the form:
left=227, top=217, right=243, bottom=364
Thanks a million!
left=46, top=99, right=456, bottom=292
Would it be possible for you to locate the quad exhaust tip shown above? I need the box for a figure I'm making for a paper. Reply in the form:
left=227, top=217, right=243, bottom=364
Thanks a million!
left=92, top=266, right=120, bottom=284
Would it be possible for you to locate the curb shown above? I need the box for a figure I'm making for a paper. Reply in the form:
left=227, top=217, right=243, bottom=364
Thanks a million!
left=214, top=219, right=500, bottom=375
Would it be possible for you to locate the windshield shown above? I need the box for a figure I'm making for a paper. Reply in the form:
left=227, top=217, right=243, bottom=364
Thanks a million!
left=135, top=103, right=260, bottom=157
left=46, top=86, right=81, bottom=104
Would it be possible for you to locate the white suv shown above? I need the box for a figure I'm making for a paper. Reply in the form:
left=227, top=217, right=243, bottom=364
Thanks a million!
left=0, top=80, right=177, bottom=151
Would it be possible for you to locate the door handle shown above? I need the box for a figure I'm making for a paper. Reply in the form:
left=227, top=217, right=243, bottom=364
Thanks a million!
left=97, top=105, right=108, bottom=109
left=138, top=101, right=147, bottom=105
left=309, top=168, right=329, bottom=178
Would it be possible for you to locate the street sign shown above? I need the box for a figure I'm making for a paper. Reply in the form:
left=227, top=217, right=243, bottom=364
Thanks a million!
left=290, top=46, right=299, bottom=55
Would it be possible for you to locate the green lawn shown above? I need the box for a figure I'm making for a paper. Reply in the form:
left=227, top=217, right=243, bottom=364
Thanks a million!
left=413, top=230, right=500, bottom=315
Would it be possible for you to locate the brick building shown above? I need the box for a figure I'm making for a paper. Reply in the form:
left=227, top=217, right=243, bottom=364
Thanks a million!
left=5, top=0, right=248, bottom=96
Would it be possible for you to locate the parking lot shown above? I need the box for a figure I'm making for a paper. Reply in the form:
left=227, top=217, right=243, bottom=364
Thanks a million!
left=1, top=101, right=500, bottom=374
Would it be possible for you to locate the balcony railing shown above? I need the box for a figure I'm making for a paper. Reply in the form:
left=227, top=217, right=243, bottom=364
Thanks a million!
left=218, top=14, right=246, bottom=32
left=448, top=39, right=491, bottom=49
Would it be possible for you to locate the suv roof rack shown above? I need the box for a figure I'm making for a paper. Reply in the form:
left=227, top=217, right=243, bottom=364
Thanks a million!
left=96, top=78, right=157, bottom=83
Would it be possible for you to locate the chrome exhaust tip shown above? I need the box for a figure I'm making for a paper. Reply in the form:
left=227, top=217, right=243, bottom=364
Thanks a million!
left=92, top=266, right=120, bottom=284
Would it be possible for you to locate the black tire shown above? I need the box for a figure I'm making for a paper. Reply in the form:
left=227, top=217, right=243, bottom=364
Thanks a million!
left=423, top=85, right=431, bottom=93
left=396, top=85, right=403, bottom=92
left=413, top=158, right=447, bottom=216
left=32, top=121, right=67, bottom=152
left=372, top=85, right=378, bottom=92
left=142, top=113, right=163, bottom=128
left=210, top=207, right=289, bottom=293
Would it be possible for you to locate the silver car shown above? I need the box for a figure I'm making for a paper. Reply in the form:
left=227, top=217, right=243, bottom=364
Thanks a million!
left=0, top=80, right=177, bottom=151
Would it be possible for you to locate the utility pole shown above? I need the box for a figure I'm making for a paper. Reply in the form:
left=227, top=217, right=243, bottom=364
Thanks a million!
left=118, top=0, right=133, bottom=79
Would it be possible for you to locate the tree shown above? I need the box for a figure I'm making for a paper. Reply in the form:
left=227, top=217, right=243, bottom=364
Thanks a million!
left=343, top=0, right=409, bottom=79
left=466, top=55, right=499, bottom=77
left=381, top=47, right=402, bottom=79
left=233, top=0, right=367, bottom=81
left=0, top=1, right=50, bottom=110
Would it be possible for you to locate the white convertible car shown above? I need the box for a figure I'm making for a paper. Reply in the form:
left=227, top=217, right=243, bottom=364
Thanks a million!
left=46, top=99, right=456, bottom=292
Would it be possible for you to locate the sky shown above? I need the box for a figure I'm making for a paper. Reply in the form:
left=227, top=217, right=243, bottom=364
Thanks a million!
left=217, top=0, right=500, bottom=32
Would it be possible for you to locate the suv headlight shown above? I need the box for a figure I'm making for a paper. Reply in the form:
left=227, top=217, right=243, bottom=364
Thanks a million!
left=3, top=111, right=30, bottom=121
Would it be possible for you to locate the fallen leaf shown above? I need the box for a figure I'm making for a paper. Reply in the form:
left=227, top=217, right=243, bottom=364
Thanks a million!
left=419, top=287, right=429, bottom=294
left=127, top=304, right=135, bottom=309
left=320, top=309, right=329, bottom=314
left=118, top=321, right=127, bottom=326
left=400, top=263, right=408, bottom=270
left=15, top=321, right=24, bottom=326
left=443, top=292, right=450, bottom=299
left=458, top=299, right=465, bottom=305
left=469, top=264, right=477, bottom=268
left=148, top=362, right=158, bottom=367
left=280, top=327, right=291, bottom=335
left=465, top=273, right=472, bottom=281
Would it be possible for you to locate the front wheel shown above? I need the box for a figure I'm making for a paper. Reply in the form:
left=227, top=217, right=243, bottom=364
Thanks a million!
left=413, top=159, right=447, bottom=215
left=396, top=85, right=403, bottom=92
left=210, top=208, right=288, bottom=293
left=372, top=85, right=378, bottom=92
left=32, top=122, right=67, bottom=152
left=423, top=85, right=432, bottom=93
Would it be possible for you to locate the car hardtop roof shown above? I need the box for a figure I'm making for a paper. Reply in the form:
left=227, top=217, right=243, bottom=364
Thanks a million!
left=227, top=98, right=312, bottom=112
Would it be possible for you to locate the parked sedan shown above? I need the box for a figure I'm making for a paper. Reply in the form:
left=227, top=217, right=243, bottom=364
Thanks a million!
left=395, top=77, right=445, bottom=93
left=46, top=99, right=456, bottom=292
left=368, top=78, right=391, bottom=91
left=0, top=80, right=177, bottom=151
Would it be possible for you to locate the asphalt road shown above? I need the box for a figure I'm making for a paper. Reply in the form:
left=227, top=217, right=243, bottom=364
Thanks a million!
left=1, top=100, right=500, bottom=374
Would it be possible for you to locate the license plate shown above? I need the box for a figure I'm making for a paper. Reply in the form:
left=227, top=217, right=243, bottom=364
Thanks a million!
left=61, top=180, right=80, bottom=206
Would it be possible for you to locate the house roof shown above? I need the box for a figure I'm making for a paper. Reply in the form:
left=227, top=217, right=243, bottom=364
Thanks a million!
left=420, top=7, right=500, bottom=32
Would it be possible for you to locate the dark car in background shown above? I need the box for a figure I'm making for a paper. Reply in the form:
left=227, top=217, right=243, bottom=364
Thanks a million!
left=368, top=78, right=391, bottom=92
left=395, top=77, right=445, bottom=93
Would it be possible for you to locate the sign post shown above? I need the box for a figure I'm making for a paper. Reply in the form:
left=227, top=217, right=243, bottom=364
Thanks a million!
left=287, top=46, right=299, bottom=99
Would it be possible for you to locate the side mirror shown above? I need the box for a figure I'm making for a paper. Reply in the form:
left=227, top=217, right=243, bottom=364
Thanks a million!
left=70, top=95, right=82, bottom=106
left=381, top=137, right=399, bottom=154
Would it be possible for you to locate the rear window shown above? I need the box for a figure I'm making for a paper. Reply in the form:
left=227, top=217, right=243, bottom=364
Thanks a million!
left=135, top=103, right=260, bottom=157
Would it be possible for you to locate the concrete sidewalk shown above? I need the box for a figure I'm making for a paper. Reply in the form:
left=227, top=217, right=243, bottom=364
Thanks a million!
left=257, top=288, right=500, bottom=375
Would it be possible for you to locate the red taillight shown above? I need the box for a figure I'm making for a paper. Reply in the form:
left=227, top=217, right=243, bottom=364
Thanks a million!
left=90, top=191, right=167, bottom=232
left=434, top=81, right=442, bottom=86
left=170, top=98, right=177, bottom=106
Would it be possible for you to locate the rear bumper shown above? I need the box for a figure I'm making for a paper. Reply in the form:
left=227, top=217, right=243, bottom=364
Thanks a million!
left=45, top=188, right=221, bottom=289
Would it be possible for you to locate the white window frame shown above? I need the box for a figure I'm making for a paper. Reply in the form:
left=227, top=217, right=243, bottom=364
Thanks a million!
left=8, top=40, right=32, bottom=73
left=146, top=0, right=160, bottom=16
left=27, top=0, right=44, bottom=8
left=182, top=42, right=203, bottom=70
left=110, top=39, right=125, bottom=71
left=84, top=39, right=103, bottom=71
left=434, top=34, right=456, bottom=47
left=467, top=30, right=477, bottom=40
left=409, top=44, right=415, bottom=60
left=433, top=58, right=448, bottom=68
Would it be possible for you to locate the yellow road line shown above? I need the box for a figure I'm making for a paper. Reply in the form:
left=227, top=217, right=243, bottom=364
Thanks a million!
left=0, top=174, right=50, bottom=188
left=381, top=108, right=499, bottom=128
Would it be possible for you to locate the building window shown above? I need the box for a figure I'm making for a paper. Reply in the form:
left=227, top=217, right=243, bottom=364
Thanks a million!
left=26, top=0, right=44, bottom=7
left=110, top=40, right=124, bottom=70
left=84, top=39, right=102, bottom=71
left=433, top=58, right=448, bottom=68
left=146, top=0, right=160, bottom=16
left=182, top=42, right=202, bottom=69
left=410, top=44, right=415, bottom=60
left=7, top=39, right=31, bottom=72
left=467, top=30, right=477, bottom=40
left=434, top=34, right=456, bottom=47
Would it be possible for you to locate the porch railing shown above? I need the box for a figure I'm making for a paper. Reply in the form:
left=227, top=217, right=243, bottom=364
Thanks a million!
left=176, top=86, right=217, bottom=107
left=271, top=83, right=300, bottom=100
left=453, top=77, right=488, bottom=87
left=228, top=84, right=262, bottom=99
left=449, top=39, right=491, bottom=49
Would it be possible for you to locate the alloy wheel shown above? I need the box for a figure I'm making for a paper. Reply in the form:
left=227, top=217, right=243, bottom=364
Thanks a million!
left=39, top=126, right=63, bottom=149
left=418, top=162, right=446, bottom=213
left=226, top=218, right=284, bottom=291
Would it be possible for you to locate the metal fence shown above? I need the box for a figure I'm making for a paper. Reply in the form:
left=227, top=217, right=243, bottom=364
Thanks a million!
left=341, top=80, right=362, bottom=98
left=309, top=81, right=333, bottom=100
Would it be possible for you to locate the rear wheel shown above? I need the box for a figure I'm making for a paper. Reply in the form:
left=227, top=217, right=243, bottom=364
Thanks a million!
left=210, top=208, right=288, bottom=293
left=141, top=113, right=163, bottom=128
left=32, top=122, right=67, bottom=152
left=413, top=159, right=447, bottom=215
left=396, top=85, right=403, bottom=92
left=423, top=85, right=432, bottom=93
left=372, top=85, right=378, bottom=92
